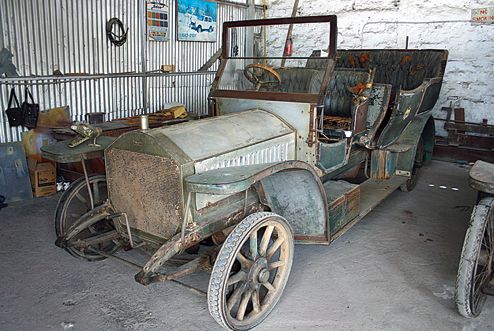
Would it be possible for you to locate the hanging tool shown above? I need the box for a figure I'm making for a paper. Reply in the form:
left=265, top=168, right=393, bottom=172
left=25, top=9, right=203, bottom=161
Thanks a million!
left=280, top=0, right=300, bottom=68
left=263, top=0, right=267, bottom=65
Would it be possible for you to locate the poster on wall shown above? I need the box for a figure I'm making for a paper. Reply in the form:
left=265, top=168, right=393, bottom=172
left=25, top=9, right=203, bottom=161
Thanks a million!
left=177, top=0, right=217, bottom=42
left=147, top=2, right=170, bottom=41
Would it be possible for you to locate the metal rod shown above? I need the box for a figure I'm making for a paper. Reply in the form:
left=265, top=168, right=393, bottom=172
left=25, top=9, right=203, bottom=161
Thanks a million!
left=216, top=0, right=249, bottom=8
left=87, top=249, right=206, bottom=297
left=215, top=56, right=321, bottom=60
left=243, top=188, right=249, bottom=217
left=139, top=0, right=148, bottom=113
left=105, top=212, right=143, bottom=250
left=0, top=71, right=217, bottom=83
left=88, top=247, right=144, bottom=270
left=121, top=212, right=143, bottom=249
left=82, top=0, right=90, bottom=119
left=181, top=192, right=193, bottom=240
left=435, top=118, right=494, bottom=126
left=80, top=155, right=95, bottom=209
left=47, top=0, right=58, bottom=108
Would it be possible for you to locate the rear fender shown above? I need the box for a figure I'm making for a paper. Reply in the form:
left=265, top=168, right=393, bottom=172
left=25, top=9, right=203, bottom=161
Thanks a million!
left=376, top=77, right=442, bottom=148
left=394, top=111, right=434, bottom=174
left=421, top=116, right=435, bottom=164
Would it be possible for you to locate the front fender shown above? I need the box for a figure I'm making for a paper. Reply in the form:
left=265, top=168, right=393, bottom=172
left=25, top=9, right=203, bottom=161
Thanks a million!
left=184, top=161, right=329, bottom=244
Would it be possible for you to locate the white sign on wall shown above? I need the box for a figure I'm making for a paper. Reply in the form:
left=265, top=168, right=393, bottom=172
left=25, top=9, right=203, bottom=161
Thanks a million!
left=471, top=7, right=494, bottom=24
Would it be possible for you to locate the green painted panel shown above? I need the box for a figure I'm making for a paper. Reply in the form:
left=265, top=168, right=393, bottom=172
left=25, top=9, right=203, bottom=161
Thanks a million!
left=324, top=180, right=360, bottom=235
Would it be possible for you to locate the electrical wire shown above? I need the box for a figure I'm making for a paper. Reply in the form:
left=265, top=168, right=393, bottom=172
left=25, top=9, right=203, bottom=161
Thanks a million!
left=106, top=17, right=128, bottom=47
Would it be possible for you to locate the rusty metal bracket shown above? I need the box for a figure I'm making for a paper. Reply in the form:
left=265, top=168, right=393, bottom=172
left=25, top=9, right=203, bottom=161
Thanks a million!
left=69, top=230, right=121, bottom=249
left=180, top=192, right=198, bottom=242
left=55, top=203, right=111, bottom=248
left=135, top=204, right=262, bottom=286
left=88, top=246, right=207, bottom=297
left=145, top=255, right=211, bottom=284
left=395, top=170, right=411, bottom=177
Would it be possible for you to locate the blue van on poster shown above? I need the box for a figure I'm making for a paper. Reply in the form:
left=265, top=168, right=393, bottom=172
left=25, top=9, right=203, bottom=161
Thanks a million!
left=177, top=0, right=217, bottom=42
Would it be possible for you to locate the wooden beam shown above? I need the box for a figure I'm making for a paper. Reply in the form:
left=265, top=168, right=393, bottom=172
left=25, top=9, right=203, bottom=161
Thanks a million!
left=280, top=0, right=300, bottom=68
left=198, top=48, right=222, bottom=72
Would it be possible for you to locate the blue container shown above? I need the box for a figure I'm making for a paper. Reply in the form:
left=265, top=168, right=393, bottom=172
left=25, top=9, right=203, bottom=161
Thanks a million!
left=0, top=142, right=33, bottom=202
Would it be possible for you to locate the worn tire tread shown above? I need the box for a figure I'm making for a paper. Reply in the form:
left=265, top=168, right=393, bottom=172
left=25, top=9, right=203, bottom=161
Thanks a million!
left=455, top=197, right=494, bottom=318
left=207, top=212, right=293, bottom=330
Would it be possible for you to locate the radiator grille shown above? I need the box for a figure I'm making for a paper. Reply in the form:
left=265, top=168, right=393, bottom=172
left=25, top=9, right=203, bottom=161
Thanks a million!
left=106, top=149, right=183, bottom=240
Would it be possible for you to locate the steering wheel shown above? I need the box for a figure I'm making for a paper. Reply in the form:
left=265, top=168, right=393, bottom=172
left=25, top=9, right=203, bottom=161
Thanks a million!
left=243, top=63, right=281, bottom=91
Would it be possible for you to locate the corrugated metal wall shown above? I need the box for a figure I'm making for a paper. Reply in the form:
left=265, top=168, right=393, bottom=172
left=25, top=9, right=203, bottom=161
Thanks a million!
left=0, top=0, right=256, bottom=143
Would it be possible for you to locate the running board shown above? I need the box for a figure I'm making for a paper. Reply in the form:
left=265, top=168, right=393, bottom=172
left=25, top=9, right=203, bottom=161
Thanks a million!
left=330, top=175, right=407, bottom=243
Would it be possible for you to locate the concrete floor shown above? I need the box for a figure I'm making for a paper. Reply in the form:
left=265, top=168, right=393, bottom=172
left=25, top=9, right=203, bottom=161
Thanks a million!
left=1, top=160, right=493, bottom=331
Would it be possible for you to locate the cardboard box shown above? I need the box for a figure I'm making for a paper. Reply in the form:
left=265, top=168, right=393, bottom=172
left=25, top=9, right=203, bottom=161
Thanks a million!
left=27, top=157, right=56, bottom=197
left=160, top=64, right=175, bottom=73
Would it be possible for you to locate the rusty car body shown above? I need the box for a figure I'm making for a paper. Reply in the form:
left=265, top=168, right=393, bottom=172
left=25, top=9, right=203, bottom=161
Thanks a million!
left=54, top=15, right=448, bottom=330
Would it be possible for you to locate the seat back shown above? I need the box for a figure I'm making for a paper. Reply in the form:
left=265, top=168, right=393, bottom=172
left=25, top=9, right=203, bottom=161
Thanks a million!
left=308, top=49, right=447, bottom=92
left=324, top=69, right=370, bottom=118
left=268, top=67, right=323, bottom=93
left=336, top=50, right=447, bottom=92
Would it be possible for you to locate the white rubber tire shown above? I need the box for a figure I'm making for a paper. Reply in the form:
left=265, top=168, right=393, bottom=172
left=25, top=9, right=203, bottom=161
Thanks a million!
left=207, top=212, right=294, bottom=330
left=455, top=197, right=494, bottom=318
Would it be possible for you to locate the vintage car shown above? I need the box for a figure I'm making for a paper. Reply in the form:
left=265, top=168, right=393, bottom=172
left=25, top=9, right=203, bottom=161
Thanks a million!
left=53, top=16, right=448, bottom=330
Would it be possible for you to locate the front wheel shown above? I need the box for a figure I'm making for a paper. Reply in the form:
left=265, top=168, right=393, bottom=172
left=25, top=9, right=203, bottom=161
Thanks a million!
left=208, top=212, right=294, bottom=330
left=55, top=174, right=120, bottom=261
left=456, top=197, right=494, bottom=318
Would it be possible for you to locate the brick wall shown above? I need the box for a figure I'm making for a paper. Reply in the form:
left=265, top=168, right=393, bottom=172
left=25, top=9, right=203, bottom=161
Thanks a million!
left=264, top=0, right=494, bottom=135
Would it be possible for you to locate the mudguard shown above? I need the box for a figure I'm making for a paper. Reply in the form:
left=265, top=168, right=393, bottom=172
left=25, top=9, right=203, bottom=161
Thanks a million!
left=392, top=111, right=435, bottom=174
left=376, top=77, right=442, bottom=148
left=184, top=161, right=329, bottom=244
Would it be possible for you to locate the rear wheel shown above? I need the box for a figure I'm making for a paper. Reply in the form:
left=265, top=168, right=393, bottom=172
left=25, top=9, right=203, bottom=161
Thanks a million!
left=208, top=212, right=294, bottom=330
left=400, top=137, right=424, bottom=192
left=55, top=174, right=120, bottom=261
left=456, top=197, right=494, bottom=318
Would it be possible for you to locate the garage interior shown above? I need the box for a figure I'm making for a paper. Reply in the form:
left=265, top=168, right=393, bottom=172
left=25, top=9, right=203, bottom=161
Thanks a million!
left=1, top=1, right=493, bottom=331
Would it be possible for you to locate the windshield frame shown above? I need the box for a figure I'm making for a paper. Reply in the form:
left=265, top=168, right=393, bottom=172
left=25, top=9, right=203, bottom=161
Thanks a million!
left=210, top=15, right=338, bottom=104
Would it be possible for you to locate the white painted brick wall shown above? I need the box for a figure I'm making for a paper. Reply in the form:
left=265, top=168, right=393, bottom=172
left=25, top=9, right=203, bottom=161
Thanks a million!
left=263, top=0, right=494, bottom=135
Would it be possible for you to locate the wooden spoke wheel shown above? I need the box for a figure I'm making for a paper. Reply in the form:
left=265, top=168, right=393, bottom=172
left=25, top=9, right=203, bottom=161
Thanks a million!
left=208, top=212, right=294, bottom=330
left=55, top=174, right=120, bottom=261
left=456, top=197, right=494, bottom=318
